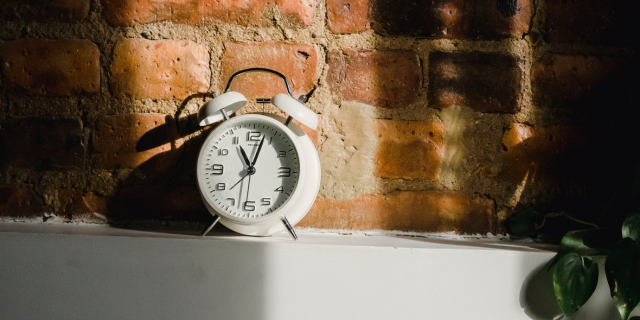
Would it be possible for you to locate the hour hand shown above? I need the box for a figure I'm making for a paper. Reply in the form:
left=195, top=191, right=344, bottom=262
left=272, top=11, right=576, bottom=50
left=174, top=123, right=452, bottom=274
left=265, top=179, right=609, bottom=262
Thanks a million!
left=239, top=146, right=251, bottom=167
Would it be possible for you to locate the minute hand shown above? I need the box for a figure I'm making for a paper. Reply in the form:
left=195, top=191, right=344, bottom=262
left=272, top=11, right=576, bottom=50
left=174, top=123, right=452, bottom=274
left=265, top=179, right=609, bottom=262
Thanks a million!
left=251, top=136, right=266, bottom=166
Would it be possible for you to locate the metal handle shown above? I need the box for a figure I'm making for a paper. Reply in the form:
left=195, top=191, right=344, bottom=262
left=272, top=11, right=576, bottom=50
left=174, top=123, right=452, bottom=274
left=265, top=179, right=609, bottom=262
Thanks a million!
left=224, top=68, right=294, bottom=97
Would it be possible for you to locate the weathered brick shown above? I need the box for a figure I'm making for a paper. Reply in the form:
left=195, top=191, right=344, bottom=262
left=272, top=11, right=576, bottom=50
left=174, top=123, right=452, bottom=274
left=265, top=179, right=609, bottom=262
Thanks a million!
left=3, top=117, right=85, bottom=171
left=102, top=0, right=314, bottom=27
left=93, top=113, right=184, bottom=171
left=499, top=123, right=591, bottom=182
left=327, top=0, right=532, bottom=38
left=374, top=120, right=445, bottom=180
left=57, top=188, right=108, bottom=219
left=221, top=42, right=318, bottom=99
left=108, top=185, right=208, bottom=220
left=298, top=191, right=494, bottom=234
left=277, top=113, right=322, bottom=146
left=0, top=39, right=100, bottom=96
left=109, top=39, right=210, bottom=100
left=428, top=51, right=523, bottom=113
left=532, top=54, right=633, bottom=109
left=0, top=186, right=45, bottom=217
left=327, top=49, right=421, bottom=108
left=546, top=0, right=640, bottom=47
left=0, top=0, right=91, bottom=22
left=327, top=0, right=370, bottom=33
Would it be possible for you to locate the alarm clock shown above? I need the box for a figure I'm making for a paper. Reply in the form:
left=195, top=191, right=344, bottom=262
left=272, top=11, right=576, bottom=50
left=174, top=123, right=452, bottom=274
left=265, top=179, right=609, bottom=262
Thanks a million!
left=197, top=68, right=320, bottom=240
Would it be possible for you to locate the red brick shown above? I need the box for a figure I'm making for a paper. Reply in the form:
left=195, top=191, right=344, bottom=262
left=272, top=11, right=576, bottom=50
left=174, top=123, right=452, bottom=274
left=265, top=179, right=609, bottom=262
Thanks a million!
left=92, top=113, right=184, bottom=171
left=298, top=191, right=495, bottom=234
left=428, top=51, right=523, bottom=113
left=3, top=117, right=85, bottom=170
left=327, top=49, right=421, bottom=108
left=109, top=39, right=210, bottom=100
left=221, top=42, right=318, bottom=99
left=0, top=186, right=46, bottom=217
left=0, top=0, right=90, bottom=22
left=57, top=188, right=108, bottom=219
left=102, top=0, right=314, bottom=27
left=328, top=0, right=532, bottom=39
left=546, top=0, right=640, bottom=47
left=327, top=0, right=370, bottom=33
left=0, top=39, right=99, bottom=96
left=374, top=120, right=445, bottom=180
left=499, top=124, right=591, bottom=182
left=276, top=113, right=322, bottom=146
left=108, top=185, right=208, bottom=220
left=532, top=54, right=633, bottom=109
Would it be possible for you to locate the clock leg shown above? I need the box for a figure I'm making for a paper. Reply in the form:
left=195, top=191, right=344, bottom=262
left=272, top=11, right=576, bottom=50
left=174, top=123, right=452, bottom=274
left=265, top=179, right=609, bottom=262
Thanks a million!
left=201, top=215, right=221, bottom=237
left=281, top=216, right=298, bottom=241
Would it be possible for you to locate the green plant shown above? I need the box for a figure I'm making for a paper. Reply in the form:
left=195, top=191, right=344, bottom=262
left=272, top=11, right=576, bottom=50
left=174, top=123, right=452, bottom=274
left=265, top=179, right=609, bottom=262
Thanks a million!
left=508, top=209, right=640, bottom=319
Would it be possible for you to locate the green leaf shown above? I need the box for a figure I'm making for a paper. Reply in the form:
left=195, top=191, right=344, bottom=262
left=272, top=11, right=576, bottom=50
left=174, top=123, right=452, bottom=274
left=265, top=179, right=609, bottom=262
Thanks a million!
left=506, top=207, right=545, bottom=237
left=549, top=229, right=619, bottom=271
left=622, top=211, right=640, bottom=243
left=553, top=253, right=599, bottom=316
left=605, top=238, right=640, bottom=320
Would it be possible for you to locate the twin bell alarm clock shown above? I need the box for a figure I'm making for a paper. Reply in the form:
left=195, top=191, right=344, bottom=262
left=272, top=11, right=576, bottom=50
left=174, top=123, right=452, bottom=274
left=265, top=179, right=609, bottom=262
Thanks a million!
left=197, top=68, right=320, bottom=240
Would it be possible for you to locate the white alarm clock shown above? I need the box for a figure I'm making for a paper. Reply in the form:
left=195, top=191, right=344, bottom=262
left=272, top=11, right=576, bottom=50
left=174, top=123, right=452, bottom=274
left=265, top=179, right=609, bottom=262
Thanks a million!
left=197, top=68, right=320, bottom=240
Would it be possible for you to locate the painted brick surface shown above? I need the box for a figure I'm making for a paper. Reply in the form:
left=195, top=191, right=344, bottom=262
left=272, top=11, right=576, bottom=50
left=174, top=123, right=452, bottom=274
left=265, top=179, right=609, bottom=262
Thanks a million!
left=93, top=113, right=183, bottom=171
left=374, top=120, right=445, bottom=180
left=532, top=54, right=632, bottom=109
left=3, top=117, right=85, bottom=171
left=110, top=39, right=210, bottom=100
left=221, top=42, right=318, bottom=99
left=328, top=0, right=532, bottom=38
left=102, top=0, right=314, bottom=27
left=327, top=49, right=422, bottom=108
left=0, top=186, right=46, bottom=217
left=0, top=0, right=91, bottom=22
left=546, top=0, right=640, bottom=47
left=0, top=39, right=99, bottom=96
left=299, top=191, right=495, bottom=234
left=428, top=51, right=523, bottom=113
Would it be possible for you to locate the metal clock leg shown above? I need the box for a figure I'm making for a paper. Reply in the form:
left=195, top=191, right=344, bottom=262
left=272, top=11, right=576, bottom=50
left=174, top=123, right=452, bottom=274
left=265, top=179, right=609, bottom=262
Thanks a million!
left=201, top=215, right=221, bottom=237
left=281, top=216, right=298, bottom=241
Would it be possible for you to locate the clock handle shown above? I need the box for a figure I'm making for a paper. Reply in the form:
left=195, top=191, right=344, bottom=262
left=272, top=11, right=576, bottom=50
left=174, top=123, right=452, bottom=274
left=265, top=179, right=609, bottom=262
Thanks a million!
left=224, top=68, right=294, bottom=97
left=201, top=215, right=221, bottom=237
left=281, top=216, right=298, bottom=241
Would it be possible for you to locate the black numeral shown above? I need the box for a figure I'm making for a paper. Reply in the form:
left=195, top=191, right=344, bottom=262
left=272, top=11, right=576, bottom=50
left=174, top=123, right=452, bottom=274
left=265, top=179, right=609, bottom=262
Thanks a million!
left=278, top=167, right=291, bottom=177
left=275, top=186, right=284, bottom=193
left=216, top=183, right=225, bottom=191
left=218, top=149, right=229, bottom=156
left=232, top=137, right=239, bottom=145
left=247, top=131, right=261, bottom=141
left=212, top=164, right=223, bottom=175
left=277, top=151, right=286, bottom=158
left=243, top=201, right=255, bottom=211
left=226, top=198, right=235, bottom=206
left=261, top=198, right=271, bottom=206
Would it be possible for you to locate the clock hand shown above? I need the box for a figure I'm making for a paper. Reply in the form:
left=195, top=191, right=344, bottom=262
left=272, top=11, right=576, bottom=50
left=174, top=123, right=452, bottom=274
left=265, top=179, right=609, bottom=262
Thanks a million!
left=239, top=146, right=251, bottom=167
left=251, top=135, right=266, bottom=167
left=246, top=173, right=252, bottom=201
left=229, top=172, right=250, bottom=190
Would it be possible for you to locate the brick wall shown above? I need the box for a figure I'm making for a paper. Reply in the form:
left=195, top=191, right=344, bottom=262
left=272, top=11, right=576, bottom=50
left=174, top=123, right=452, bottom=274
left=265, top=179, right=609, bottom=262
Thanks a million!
left=0, top=0, right=637, bottom=234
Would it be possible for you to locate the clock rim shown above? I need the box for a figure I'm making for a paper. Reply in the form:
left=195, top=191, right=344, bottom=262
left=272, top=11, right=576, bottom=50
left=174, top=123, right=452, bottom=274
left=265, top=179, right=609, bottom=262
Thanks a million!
left=196, top=114, right=307, bottom=225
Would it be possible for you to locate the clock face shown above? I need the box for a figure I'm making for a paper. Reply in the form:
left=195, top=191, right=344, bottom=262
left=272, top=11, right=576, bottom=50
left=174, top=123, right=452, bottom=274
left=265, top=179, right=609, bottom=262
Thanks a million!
left=198, top=117, right=301, bottom=221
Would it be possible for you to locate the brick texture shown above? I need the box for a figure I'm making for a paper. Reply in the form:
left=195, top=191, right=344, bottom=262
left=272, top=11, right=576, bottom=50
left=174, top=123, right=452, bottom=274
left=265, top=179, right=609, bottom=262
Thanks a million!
left=0, top=39, right=100, bottom=96
left=277, top=113, right=322, bottom=147
left=221, top=42, right=318, bottom=99
left=428, top=51, right=523, bottom=113
left=102, top=0, right=314, bottom=27
left=57, top=188, right=108, bottom=219
left=3, top=117, right=85, bottom=171
left=0, top=186, right=45, bottom=217
left=327, top=0, right=532, bottom=38
left=532, top=54, right=633, bottom=109
left=0, top=0, right=91, bottom=22
left=374, top=120, right=445, bottom=180
left=298, top=191, right=495, bottom=234
left=110, top=39, right=210, bottom=100
left=499, top=124, right=592, bottom=182
left=546, top=0, right=640, bottom=47
left=93, top=113, right=184, bottom=171
left=327, top=49, right=422, bottom=108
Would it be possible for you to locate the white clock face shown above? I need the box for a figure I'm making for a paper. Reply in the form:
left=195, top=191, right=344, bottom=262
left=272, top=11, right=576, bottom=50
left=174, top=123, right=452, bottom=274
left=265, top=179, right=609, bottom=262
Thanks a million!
left=198, top=118, right=301, bottom=221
